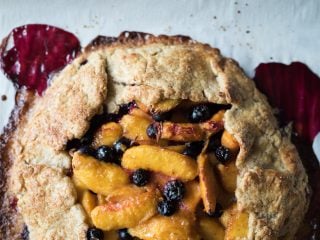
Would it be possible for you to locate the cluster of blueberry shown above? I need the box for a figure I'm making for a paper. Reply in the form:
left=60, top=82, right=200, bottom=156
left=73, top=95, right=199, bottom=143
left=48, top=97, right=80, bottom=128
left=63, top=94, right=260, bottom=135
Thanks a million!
left=87, top=227, right=132, bottom=240
left=77, top=103, right=233, bottom=240
left=79, top=137, right=133, bottom=165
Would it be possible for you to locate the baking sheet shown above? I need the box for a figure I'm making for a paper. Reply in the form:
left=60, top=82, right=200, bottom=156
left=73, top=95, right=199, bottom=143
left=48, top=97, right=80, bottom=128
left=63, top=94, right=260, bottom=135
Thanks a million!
left=0, top=0, right=319, bottom=159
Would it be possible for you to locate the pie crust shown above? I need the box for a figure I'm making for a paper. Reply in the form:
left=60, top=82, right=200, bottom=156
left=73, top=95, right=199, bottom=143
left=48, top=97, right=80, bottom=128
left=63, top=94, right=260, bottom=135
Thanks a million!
left=0, top=32, right=309, bottom=239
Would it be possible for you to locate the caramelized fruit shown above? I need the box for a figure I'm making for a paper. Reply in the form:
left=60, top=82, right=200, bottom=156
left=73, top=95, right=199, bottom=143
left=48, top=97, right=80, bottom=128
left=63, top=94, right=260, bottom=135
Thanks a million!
left=72, top=152, right=129, bottom=196
left=91, top=186, right=158, bottom=230
left=72, top=101, right=244, bottom=239
left=122, top=145, right=198, bottom=181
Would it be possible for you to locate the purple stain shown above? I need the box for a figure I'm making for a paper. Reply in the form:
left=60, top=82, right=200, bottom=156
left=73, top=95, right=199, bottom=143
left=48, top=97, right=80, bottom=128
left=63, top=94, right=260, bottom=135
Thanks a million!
left=0, top=24, right=81, bottom=95
left=254, top=62, right=320, bottom=143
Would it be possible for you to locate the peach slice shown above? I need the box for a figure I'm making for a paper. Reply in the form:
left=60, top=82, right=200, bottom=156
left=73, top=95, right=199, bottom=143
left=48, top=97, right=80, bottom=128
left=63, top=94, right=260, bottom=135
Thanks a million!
left=198, top=153, right=218, bottom=214
left=221, top=130, right=240, bottom=153
left=97, top=194, right=106, bottom=205
left=81, top=190, right=97, bottom=223
left=152, top=99, right=181, bottom=113
left=130, top=108, right=153, bottom=119
left=72, top=175, right=87, bottom=198
left=199, top=216, right=225, bottom=240
left=225, top=207, right=249, bottom=240
left=92, top=122, right=123, bottom=147
left=91, top=186, right=158, bottom=230
left=122, top=145, right=198, bottom=181
left=120, top=114, right=153, bottom=141
left=216, top=161, right=238, bottom=193
left=129, top=213, right=200, bottom=240
left=135, top=100, right=149, bottom=113
left=220, top=203, right=236, bottom=228
left=181, top=180, right=201, bottom=213
left=72, top=152, right=129, bottom=196
left=164, top=144, right=186, bottom=153
left=211, top=110, right=225, bottom=122
left=158, top=119, right=223, bottom=142
left=160, top=122, right=204, bottom=141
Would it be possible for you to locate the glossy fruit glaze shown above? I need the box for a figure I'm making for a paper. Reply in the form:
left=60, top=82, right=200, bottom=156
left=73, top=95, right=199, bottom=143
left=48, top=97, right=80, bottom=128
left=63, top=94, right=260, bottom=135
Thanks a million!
left=0, top=24, right=81, bottom=94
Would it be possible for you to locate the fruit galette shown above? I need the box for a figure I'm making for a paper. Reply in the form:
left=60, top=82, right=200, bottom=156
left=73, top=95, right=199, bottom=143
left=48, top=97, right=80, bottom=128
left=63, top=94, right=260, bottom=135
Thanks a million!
left=0, top=32, right=309, bottom=240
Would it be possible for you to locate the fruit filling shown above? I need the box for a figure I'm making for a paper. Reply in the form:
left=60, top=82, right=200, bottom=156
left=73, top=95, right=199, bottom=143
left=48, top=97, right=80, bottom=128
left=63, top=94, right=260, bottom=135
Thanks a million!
left=68, top=100, right=248, bottom=240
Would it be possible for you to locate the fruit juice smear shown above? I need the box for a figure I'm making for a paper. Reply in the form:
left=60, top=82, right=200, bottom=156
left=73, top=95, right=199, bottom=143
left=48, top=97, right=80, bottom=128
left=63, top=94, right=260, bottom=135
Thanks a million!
left=0, top=24, right=81, bottom=94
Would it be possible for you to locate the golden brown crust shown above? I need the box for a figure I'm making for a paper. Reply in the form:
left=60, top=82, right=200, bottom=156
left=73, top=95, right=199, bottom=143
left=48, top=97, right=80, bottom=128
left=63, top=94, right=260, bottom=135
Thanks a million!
left=1, top=32, right=309, bottom=239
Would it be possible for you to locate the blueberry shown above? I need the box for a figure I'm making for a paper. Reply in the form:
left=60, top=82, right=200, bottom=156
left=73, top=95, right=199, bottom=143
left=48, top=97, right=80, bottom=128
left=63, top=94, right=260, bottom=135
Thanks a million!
left=215, top=146, right=231, bottom=164
left=114, top=137, right=132, bottom=154
left=79, top=145, right=95, bottom=156
left=152, top=111, right=172, bottom=122
left=146, top=123, right=158, bottom=139
left=188, top=104, right=211, bottom=123
left=87, top=227, right=104, bottom=240
left=157, top=200, right=176, bottom=216
left=118, top=228, right=133, bottom=240
left=95, top=145, right=116, bottom=162
left=132, top=169, right=150, bottom=186
left=207, top=203, right=223, bottom=218
left=182, top=141, right=204, bottom=159
left=164, top=180, right=185, bottom=201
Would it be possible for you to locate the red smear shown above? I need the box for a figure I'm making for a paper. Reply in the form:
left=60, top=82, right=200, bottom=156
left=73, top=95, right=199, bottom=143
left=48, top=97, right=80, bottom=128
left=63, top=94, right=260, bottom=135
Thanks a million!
left=0, top=24, right=81, bottom=94
left=254, top=62, right=320, bottom=143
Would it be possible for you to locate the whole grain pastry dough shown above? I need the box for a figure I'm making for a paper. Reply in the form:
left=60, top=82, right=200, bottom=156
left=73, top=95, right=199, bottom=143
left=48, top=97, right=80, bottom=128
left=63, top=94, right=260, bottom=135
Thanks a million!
left=0, top=32, right=309, bottom=240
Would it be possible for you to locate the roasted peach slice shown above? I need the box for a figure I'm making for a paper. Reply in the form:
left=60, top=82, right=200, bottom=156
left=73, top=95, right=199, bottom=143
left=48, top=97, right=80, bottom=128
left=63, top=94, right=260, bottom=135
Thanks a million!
left=72, top=152, right=129, bottom=196
left=152, top=99, right=181, bottom=113
left=130, top=108, right=152, bottom=120
left=198, top=153, right=218, bottom=214
left=122, top=145, right=198, bottom=181
left=199, top=216, right=225, bottom=240
left=160, top=122, right=204, bottom=141
left=216, top=161, right=238, bottom=193
left=92, top=122, right=123, bottom=147
left=81, top=190, right=97, bottom=223
left=221, top=130, right=240, bottom=153
left=72, top=174, right=87, bottom=198
left=120, top=114, right=153, bottom=141
left=225, top=207, right=249, bottom=240
left=97, top=194, right=106, bottom=205
left=129, top=213, right=200, bottom=240
left=199, top=111, right=224, bottom=135
left=220, top=203, right=236, bottom=228
left=135, top=100, right=149, bottom=113
left=91, top=186, right=158, bottom=230
left=158, top=119, right=223, bottom=141
left=211, top=110, right=225, bottom=122
left=181, top=180, right=201, bottom=213
left=164, top=144, right=186, bottom=153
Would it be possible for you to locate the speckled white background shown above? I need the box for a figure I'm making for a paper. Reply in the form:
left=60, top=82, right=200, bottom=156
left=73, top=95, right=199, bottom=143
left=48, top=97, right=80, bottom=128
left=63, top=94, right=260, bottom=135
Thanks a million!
left=0, top=0, right=319, bottom=158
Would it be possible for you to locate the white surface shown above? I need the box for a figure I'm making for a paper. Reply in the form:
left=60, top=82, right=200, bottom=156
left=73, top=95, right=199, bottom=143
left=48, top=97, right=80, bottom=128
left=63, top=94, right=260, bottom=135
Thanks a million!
left=0, top=0, right=319, bottom=159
